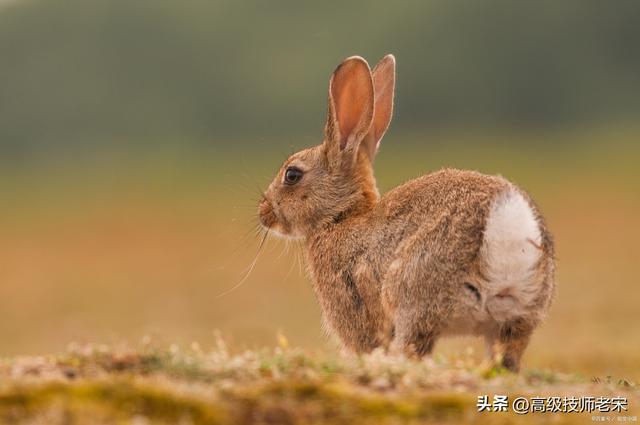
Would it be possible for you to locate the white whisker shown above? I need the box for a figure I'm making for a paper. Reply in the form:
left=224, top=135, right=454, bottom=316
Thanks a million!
left=215, top=229, right=269, bottom=298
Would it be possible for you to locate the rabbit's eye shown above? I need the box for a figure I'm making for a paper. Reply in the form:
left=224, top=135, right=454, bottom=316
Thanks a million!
left=284, top=167, right=303, bottom=185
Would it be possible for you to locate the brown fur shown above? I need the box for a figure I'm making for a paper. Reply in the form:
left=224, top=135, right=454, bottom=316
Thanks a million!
left=258, top=55, right=555, bottom=372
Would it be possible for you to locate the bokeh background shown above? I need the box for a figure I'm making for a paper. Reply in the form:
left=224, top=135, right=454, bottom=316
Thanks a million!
left=1, top=0, right=639, bottom=379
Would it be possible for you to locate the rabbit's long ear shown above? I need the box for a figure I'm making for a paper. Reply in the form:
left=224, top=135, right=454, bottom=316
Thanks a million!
left=324, top=56, right=374, bottom=163
left=361, top=54, right=396, bottom=161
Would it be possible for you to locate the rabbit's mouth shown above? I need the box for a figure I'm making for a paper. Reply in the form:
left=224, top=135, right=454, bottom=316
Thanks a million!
left=258, top=198, right=277, bottom=228
left=258, top=197, right=303, bottom=239
left=259, top=198, right=294, bottom=236
left=258, top=198, right=302, bottom=240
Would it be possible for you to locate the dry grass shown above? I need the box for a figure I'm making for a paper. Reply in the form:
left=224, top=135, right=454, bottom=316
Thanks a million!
left=1, top=339, right=638, bottom=424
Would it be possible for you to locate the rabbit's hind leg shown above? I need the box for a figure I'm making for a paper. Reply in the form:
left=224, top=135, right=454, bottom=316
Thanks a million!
left=388, top=302, right=442, bottom=358
left=485, top=318, right=534, bottom=372
left=381, top=223, right=464, bottom=359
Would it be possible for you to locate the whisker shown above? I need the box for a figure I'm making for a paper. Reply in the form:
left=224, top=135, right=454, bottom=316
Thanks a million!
left=215, top=228, right=269, bottom=298
left=296, top=241, right=304, bottom=277
left=234, top=225, right=262, bottom=252
left=277, top=238, right=290, bottom=260
left=283, top=240, right=299, bottom=282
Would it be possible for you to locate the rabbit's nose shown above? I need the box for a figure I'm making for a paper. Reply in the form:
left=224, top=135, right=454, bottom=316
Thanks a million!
left=258, top=199, right=276, bottom=228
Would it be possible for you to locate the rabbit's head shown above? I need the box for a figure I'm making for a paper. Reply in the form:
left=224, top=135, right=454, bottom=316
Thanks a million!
left=259, top=55, right=395, bottom=238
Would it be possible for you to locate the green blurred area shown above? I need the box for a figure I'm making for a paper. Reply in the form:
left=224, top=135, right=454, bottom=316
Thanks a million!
left=0, top=0, right=639, bottom=380
left=1, top=0, right=640, bottom=158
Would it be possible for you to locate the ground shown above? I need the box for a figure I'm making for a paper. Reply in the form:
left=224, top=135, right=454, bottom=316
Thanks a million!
left=1, top=338, right=638, bottom=425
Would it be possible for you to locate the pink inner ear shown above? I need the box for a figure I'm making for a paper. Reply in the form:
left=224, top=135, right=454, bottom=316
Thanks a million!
left=330, top=60, right=374, bottom=149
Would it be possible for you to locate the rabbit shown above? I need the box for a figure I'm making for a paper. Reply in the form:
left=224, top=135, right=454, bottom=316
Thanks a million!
left=258, top=54, right=555, bottom=372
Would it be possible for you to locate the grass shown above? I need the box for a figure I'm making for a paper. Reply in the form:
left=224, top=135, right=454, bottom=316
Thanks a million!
left=1, top=338, right=638, bottom=424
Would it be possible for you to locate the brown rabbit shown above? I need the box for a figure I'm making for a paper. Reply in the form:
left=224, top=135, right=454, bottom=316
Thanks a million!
left=258, top=55, right=555, bottom=372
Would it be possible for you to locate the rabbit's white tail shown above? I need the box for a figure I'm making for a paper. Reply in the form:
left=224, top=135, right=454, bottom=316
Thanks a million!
left=481, top=188, right=543, bottom=322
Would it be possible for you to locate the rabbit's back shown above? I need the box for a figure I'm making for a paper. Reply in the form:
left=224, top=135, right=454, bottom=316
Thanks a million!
left=375, top=168, right=510, bottom=264
left=376, top=168, right=554, bottom=335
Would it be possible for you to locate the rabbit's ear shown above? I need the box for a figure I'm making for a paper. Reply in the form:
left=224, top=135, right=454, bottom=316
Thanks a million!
left=324, top=56, right=374, bottom=161
left=361, top=54, right=396, bottom=161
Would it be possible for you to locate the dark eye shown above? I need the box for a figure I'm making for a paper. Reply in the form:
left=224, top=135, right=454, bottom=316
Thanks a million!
left=284, top=167, right=303, bottom=185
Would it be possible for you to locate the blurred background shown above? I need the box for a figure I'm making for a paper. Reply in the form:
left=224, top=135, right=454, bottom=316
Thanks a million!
left=1, top=0, right=638, bottom=379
